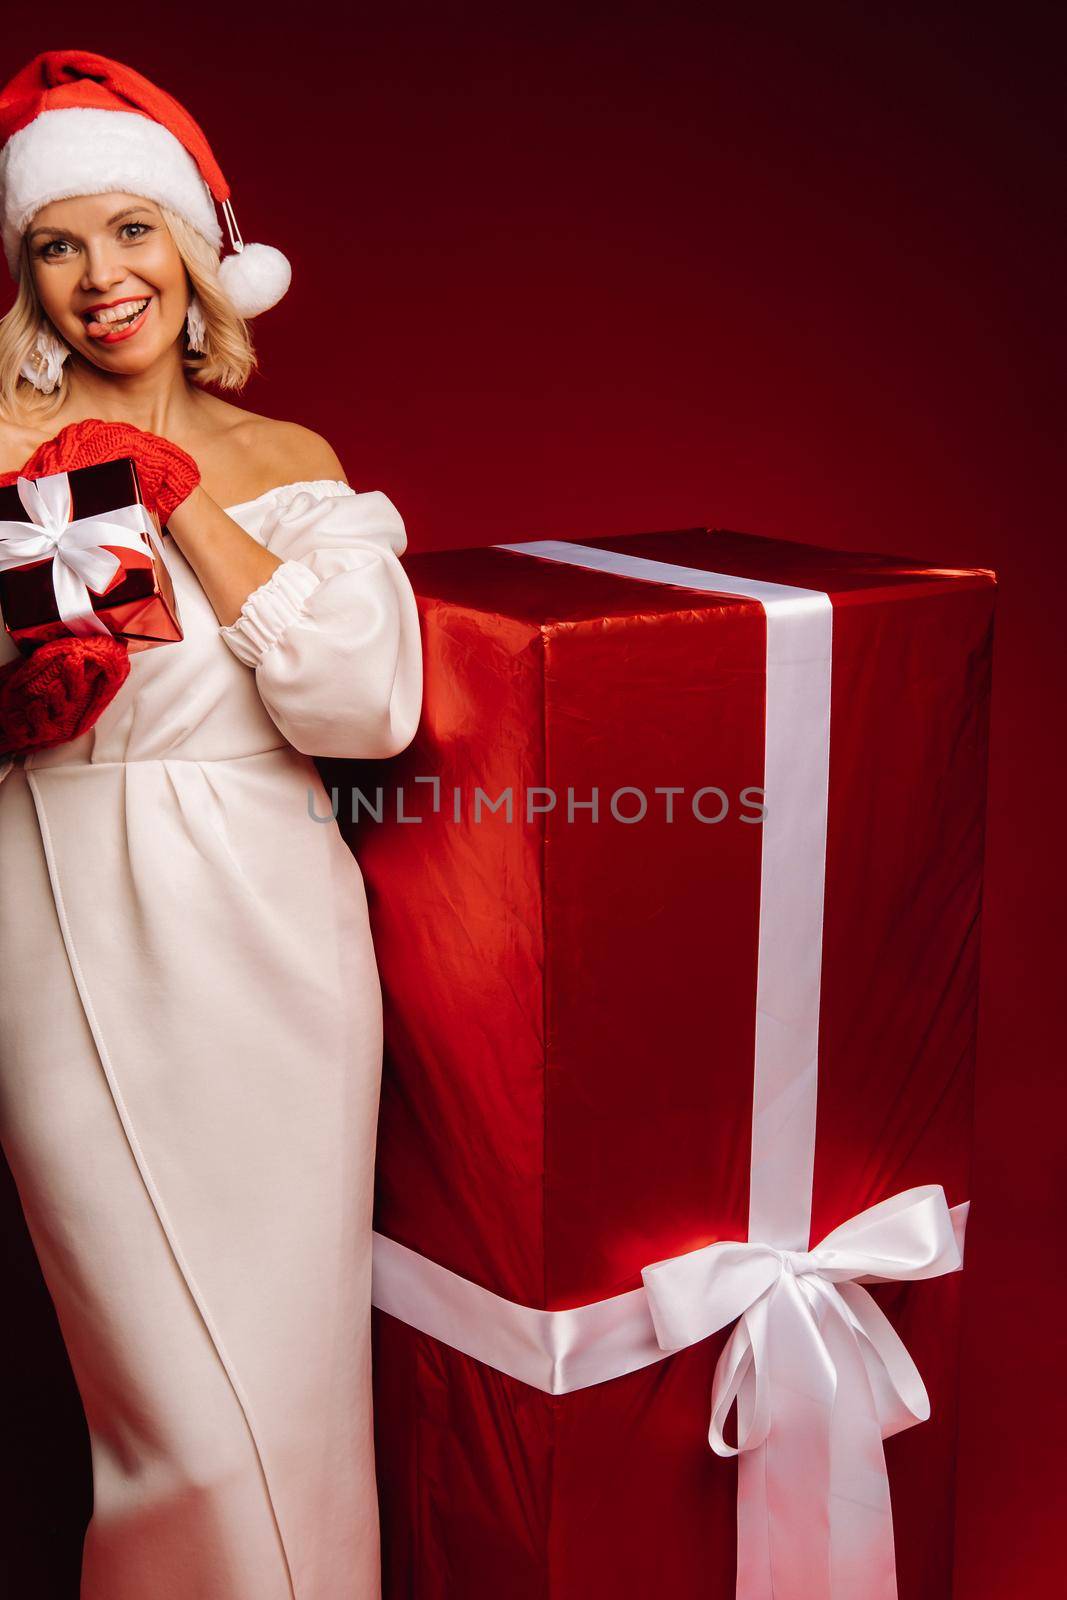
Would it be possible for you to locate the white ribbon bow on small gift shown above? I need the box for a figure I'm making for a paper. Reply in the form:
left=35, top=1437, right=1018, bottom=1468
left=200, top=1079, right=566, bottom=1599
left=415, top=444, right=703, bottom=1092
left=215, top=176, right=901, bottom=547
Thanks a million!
left=0, top=470, right=160, bottom=638
left=641, top=1184, right=966, bottom=1600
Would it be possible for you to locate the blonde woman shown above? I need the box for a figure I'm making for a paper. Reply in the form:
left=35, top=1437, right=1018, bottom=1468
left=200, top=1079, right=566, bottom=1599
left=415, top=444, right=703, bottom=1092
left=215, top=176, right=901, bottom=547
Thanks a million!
left=0, top=50, right=423, bottom=1600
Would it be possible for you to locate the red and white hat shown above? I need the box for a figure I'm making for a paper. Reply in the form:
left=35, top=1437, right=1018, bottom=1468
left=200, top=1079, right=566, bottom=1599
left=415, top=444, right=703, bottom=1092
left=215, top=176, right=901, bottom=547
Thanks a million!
left=0, top=50, right=291, bottom=317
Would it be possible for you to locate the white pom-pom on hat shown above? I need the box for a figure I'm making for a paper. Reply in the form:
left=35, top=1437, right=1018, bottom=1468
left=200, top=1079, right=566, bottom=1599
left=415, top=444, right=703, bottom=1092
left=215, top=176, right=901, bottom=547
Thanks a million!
left=218, top=242, right=292, bottom=318
left=215, top=198, right=291, bottom=318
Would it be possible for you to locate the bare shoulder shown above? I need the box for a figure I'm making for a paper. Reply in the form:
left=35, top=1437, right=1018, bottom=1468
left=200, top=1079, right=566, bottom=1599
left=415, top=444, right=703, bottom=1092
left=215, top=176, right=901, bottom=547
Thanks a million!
left=191, top=397, right=348, bottom=505
left=0, top=412, right=54, bottom=475
left=229, top=412, right=348, bottom=484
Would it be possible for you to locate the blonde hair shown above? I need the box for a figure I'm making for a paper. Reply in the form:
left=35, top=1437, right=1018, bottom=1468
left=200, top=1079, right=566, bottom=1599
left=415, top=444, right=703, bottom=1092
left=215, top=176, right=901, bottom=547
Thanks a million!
left=0, top=201, right=256, bottom=420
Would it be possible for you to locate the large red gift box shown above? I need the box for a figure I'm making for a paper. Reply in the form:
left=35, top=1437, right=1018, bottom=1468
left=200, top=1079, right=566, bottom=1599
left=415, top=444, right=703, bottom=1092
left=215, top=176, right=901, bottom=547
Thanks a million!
left=333, top=526, right=995, bottom=1599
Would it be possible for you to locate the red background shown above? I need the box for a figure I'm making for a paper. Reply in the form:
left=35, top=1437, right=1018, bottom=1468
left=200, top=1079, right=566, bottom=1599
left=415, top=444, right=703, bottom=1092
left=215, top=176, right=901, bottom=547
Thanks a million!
left=0, top=4, right=1062, bottom=1595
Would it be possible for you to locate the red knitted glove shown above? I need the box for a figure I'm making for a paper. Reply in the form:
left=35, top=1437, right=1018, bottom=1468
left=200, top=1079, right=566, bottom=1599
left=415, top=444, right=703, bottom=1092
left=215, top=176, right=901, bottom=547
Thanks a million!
left=0, top=419, right=156, bottom=756
left=12, top=418, right=201, bottom=525
left=0, top=634, right=130, bottom=758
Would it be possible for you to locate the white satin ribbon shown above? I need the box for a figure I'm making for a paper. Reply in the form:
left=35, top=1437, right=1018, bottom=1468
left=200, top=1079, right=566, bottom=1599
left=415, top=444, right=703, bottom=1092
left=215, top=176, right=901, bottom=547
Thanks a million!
left=0, top=470, right=159, bottom=638
left=371, top=1193, right=967, bottom=1399
left=644, top=1184, right=967, bottom=1600
left=496, top=539, right=834, bottom=1248
left=372, top=537, right=967, bottom=1600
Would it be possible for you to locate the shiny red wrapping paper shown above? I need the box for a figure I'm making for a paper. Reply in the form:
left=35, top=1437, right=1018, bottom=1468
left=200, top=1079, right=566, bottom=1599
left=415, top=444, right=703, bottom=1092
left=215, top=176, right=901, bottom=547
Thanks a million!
left=0, top=457, right=181, bottom=652
left=333, top=527, right=996, bottom=1599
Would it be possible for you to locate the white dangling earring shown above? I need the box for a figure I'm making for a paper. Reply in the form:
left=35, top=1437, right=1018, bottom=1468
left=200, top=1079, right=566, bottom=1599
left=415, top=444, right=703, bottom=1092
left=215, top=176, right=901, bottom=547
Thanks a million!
left=20, top=324, right=69, bottom=394
left=185, top=294, right=208, bottom=354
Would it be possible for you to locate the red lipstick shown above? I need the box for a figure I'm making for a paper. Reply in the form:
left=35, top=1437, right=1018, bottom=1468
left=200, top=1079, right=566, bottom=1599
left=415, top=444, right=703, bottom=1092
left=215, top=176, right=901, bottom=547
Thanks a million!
left=83, top=296, right=154, bottom=343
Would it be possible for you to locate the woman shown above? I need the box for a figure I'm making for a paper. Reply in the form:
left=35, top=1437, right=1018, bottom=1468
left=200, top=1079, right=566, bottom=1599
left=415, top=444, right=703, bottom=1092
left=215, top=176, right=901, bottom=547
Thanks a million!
left=0, top=50, right=423, bottom=1600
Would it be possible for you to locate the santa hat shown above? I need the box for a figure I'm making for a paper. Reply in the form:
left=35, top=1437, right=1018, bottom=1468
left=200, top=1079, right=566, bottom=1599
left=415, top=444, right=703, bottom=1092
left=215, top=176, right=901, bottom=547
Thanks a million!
left=0, top=50, right=290, bottom=318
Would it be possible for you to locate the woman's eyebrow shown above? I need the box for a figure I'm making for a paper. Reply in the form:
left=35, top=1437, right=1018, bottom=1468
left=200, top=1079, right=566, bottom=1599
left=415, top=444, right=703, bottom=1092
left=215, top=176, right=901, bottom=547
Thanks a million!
left=28, top=205, right=156, bottom=239
left=106, top=205, right=157, bottom=225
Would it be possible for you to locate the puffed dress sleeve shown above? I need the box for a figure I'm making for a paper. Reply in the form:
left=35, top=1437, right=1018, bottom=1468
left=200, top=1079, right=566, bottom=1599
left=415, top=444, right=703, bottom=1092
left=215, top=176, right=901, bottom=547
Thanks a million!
left=218, top=481, right=423, bottom=759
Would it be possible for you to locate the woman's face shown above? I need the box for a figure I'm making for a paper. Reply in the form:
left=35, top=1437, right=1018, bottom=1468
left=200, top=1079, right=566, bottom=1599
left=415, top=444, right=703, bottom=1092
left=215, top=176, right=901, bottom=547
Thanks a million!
left=26, top=192, right=189, bottom=375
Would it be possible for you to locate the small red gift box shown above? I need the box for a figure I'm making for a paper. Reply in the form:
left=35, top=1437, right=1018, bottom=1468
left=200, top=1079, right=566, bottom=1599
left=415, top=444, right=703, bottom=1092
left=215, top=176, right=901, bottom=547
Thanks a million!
left=331, top=527, right=996, bottom=1600
left=0, top=457, right=182, bottom=653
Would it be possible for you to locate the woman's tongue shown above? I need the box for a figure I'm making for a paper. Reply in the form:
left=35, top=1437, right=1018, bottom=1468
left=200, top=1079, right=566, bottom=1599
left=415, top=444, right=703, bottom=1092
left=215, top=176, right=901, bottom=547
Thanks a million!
left=87, top=298, right=148, bottom=337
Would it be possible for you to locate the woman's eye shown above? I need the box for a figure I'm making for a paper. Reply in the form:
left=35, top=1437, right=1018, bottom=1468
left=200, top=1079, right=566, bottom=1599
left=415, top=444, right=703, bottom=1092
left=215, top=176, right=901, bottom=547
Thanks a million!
left=120, top=223, right=152, bottom=240
left=40, top=240, right=71, bottom=259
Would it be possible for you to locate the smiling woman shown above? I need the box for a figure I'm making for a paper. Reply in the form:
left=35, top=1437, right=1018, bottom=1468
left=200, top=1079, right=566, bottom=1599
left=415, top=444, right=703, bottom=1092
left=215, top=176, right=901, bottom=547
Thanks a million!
left=0, top=193, right=255, bottom=415
left=0, top=47, right=423, bottom=1600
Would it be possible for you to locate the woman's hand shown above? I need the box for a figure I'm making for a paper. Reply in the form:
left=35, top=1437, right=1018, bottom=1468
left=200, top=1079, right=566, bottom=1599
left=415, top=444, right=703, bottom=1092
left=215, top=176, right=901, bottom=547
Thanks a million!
left=0, top=419, right=159, bottom=758
left=15, top=418, right=201, bottom=525
left=0, top=634, right=130, bottom=759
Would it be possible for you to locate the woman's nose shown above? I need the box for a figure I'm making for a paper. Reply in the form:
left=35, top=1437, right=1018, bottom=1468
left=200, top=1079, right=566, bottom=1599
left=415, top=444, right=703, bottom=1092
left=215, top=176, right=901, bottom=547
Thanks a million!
left=79, top=250, right=127, bottom=293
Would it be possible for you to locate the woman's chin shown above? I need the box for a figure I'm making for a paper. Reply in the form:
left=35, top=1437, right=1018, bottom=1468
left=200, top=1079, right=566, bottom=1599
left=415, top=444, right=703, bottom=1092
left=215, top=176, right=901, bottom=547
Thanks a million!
left=76, top=337, right=178, bottom=376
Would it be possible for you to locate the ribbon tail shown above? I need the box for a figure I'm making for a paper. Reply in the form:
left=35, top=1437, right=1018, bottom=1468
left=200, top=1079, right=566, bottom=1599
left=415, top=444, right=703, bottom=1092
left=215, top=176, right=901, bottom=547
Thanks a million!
left=736, top=1276, right=837, bottom=1600
left=835, top=1282, right=931, bottom=1442
left=51, top=555, right=113, bottom=637
left=737, top=1448, right=776, bottom=1599
left=821, top=1291, right=899, bottom=1600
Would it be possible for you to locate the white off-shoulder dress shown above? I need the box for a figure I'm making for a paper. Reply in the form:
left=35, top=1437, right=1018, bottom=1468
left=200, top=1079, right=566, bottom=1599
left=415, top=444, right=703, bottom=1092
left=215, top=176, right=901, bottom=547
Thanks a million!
left=0, top=479, right=424, bottom=1600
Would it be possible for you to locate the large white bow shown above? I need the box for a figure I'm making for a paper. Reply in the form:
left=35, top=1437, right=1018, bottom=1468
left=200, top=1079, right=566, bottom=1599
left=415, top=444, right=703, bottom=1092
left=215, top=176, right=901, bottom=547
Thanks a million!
left=641, top=1185, right=966, bottom=1600
left=0, top=470, right=158, bottom=638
